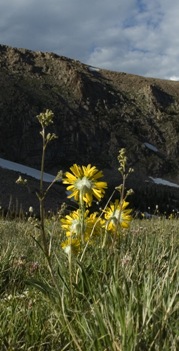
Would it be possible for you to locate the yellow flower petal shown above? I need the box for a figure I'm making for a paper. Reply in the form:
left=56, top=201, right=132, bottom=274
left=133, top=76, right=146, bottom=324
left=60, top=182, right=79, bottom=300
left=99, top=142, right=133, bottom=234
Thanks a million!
left=62, top=164, right=107, bottom=206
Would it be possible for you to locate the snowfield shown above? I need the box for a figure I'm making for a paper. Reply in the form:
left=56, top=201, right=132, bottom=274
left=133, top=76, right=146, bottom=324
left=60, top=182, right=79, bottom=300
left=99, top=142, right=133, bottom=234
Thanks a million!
left=0, top=158, right=57, bottom=183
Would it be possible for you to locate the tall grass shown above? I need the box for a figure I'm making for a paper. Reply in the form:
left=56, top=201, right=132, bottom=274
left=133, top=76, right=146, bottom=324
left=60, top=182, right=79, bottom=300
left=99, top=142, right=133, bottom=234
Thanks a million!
left=0, top=218, right=178, bottom=350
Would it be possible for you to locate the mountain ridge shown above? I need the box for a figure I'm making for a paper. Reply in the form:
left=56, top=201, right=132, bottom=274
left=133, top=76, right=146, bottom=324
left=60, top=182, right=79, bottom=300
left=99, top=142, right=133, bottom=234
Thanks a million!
left=0, top=43, right=179, bottom=212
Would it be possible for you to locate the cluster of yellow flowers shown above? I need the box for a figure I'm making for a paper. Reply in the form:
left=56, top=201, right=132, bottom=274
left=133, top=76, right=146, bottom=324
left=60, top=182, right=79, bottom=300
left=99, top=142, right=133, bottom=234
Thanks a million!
left=60, top=163, right=132, bottom=254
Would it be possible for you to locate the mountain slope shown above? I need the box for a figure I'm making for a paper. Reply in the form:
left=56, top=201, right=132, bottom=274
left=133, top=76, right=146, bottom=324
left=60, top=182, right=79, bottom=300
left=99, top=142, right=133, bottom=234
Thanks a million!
left=0, top=44, right=179, bottom=212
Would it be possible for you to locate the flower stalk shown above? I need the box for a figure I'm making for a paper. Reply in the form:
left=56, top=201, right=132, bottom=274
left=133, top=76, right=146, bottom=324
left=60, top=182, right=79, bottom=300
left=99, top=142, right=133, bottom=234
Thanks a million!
left=35, top=110, right=62, bottom=289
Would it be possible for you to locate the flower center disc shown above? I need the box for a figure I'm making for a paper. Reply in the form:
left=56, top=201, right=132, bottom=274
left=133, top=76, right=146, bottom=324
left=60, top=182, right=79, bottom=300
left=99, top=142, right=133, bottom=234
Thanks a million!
left=75, top=177, right=92, bottom=192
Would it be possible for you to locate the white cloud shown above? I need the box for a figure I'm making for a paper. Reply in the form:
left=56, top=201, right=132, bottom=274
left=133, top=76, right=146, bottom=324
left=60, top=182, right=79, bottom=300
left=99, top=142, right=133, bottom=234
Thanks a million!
left=169, top=76, right=179, bottom=81
left=1, top=0, right=179, bottom=79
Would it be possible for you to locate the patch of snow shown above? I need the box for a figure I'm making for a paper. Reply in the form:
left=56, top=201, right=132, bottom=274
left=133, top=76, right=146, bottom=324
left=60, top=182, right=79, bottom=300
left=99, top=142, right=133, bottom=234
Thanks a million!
left=0, top=157, right=58, bottom=183
left=88, top=66, right=100, bottom=72
left=143, top=142, right=158, bottom=152
left=169, top=76, right=179, bottom=81
left=149, top=177, right=179, bottom=188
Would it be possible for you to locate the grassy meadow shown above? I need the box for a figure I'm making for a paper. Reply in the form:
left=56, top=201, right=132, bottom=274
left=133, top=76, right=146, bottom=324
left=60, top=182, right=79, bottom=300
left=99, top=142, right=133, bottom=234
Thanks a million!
left=0, top=216, right=178, bottom=351
left=0, top=110, right=179, bottom=350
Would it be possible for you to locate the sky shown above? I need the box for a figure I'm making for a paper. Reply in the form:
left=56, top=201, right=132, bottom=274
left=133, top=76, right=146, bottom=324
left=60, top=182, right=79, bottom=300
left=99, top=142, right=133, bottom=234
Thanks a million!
left=1, top=0, right=179, bottom=80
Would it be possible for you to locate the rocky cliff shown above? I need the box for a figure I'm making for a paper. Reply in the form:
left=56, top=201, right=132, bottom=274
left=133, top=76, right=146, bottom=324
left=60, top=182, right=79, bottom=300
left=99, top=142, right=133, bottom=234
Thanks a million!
left=0, top=44, right=179, bottom=213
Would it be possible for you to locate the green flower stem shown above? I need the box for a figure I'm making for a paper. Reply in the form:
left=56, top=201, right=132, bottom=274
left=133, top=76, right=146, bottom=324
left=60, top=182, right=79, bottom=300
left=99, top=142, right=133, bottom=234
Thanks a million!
left=40, top=127, right=46, bottom=195
left=102, top=226, right=108, bottom=249
left=38, top=125, right=49, bottom=259
left=68, top=236, right=73, bottom=297
left=101, top=189, right=116, bottom=249
left=113, top=174, right=126, bottom=246
left=37, top=111, right=61, bottom=292
left=79, top=191, right=85, bottom=244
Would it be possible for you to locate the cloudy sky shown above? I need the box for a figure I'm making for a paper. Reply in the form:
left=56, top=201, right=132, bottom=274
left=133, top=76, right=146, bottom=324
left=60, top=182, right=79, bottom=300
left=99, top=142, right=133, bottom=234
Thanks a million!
left=1, top=0, right=179, bottom=80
